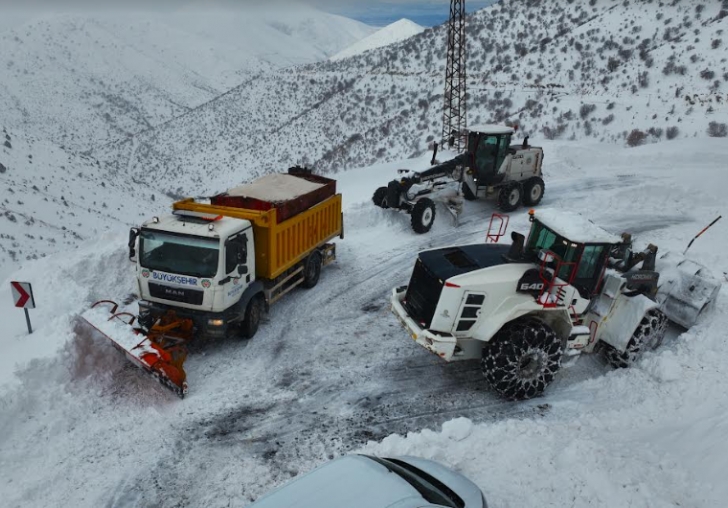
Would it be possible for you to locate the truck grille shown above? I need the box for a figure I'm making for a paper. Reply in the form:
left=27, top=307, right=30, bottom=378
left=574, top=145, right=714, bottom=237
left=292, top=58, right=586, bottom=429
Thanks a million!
left=149, top=283, right=204, bottom=306
left=403, top=258, right=443, bottom=328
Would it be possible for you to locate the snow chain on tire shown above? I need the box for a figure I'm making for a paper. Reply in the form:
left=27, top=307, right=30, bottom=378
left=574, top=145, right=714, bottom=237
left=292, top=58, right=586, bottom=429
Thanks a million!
left=497, top=183, right=522, bottom=212
left=605, top=308, right=668, bottom=368
left=481, top=318, right=563, bottom=400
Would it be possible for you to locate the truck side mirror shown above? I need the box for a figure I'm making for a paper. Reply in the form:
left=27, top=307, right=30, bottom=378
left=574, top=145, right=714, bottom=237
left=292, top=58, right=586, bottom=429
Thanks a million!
left=237, top=264, right=248, bottom=276
left=128, top=228, right=139, bottom=262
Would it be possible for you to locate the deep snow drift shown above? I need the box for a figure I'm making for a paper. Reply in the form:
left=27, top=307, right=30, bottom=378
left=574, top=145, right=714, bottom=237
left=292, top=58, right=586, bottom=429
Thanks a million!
left=1, top=138, right=726, bottom=507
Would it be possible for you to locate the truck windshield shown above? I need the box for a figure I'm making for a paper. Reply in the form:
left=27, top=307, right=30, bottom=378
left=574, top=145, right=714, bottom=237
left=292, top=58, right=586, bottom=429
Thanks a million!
left=140, top=230, right=219, bottom=278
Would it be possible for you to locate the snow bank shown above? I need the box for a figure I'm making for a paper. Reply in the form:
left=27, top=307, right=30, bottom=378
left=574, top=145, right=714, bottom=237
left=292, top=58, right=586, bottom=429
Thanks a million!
left=1, top=139, right=726, bottom=507
left=0, top=233, right=134, bottom=390
left=363, top=293, right=728, bottom=507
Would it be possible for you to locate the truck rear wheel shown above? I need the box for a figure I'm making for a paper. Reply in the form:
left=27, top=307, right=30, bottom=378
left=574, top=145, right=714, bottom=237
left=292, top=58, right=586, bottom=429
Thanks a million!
left=302, top=251, right=322, bottom=289
left=411, top=198, right=436, bottom=234
left=481, top=318, right=563, bottom=400
left=241, top=295, right=263, bottom=339
left=372, top=187, right=389, bottom=208
left=604, top=308, right=668, bottom=368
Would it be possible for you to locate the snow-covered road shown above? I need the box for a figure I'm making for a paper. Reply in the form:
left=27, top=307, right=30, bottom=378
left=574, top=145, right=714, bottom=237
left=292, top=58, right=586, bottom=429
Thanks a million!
left=1, top=139, right=726, bottom=507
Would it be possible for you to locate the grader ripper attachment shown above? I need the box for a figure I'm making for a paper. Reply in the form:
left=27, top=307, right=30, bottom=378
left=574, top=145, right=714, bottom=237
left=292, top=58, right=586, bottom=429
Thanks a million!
left=79, top=300, right=193, bottom=398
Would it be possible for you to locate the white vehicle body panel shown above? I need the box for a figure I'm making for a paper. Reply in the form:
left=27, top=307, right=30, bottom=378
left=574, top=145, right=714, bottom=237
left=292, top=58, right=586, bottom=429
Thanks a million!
left=136, top=213, right=253, bottom=314
left=249, top=455, right=485, bottom=508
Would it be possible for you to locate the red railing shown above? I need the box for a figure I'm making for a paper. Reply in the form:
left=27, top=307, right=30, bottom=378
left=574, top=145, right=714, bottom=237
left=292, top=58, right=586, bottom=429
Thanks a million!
left=486, top=213, right=509, bottom=243
left=588, top=320, right=599, bottom=347
left=536, top=250, right=577, bottom=308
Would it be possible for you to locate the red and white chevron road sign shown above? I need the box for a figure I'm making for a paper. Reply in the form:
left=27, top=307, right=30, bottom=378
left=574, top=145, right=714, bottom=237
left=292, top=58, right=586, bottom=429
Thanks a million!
left=11, top=281, right=35, bottom=309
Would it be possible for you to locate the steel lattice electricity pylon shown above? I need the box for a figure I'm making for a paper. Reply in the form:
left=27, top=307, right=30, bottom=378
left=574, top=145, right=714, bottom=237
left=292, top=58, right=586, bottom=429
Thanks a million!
left=441, top=0, right=467, bottom=152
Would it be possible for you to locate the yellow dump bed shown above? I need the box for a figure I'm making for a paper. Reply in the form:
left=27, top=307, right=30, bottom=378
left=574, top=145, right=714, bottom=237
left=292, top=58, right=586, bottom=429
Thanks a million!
left=173, top=194, right=343, bottom=280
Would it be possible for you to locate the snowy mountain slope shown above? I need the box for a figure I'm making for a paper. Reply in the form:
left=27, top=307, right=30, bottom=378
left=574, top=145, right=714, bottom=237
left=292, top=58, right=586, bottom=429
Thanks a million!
left=96, top=0, right=728, bottom=198
left=1, top=138, right=726, bottom=507
left=330, top=19, right=424, bottom=61
left=0, top=6, right=375, bottom=151
left=0, top=126, right=166, bottom=281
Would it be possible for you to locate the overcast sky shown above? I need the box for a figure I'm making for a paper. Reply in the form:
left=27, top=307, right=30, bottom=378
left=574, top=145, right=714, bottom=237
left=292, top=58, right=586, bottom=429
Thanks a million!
left=2, top=1, right=498, bottom=28
left=311, top=0, right=498, bottom=27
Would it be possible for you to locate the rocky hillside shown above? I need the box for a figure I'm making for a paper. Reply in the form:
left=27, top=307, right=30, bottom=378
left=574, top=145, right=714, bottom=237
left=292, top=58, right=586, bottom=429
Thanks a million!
left=0, top=126, right=164, bottom=279
left=95, top=0, right=728, bottom=197
left=0, top=5, right=374, bottom=152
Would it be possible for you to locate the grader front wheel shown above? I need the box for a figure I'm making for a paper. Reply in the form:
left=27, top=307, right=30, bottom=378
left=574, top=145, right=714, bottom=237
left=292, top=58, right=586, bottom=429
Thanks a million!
left=411, top=198, right=436, bottom=234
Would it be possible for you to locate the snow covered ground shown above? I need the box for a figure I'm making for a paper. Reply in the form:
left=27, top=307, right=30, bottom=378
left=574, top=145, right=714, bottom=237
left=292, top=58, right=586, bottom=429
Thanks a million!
left=1, top=138, right=726, bottom=507
left=0, top=3, right=374, bottom=151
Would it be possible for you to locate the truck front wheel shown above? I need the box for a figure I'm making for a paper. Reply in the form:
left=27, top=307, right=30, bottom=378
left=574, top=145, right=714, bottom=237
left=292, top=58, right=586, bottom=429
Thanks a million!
left=302, top=251, right=323, bottom=289
left=241, top=295, right=263, bottom=339
left=481, top=318, right=563, bottom=400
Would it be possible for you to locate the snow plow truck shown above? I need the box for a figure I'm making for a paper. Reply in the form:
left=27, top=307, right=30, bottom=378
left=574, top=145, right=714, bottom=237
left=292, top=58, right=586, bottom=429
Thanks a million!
left=79, top=167, right=343, bottom=398
left=391, top=209, right=721, bottom=400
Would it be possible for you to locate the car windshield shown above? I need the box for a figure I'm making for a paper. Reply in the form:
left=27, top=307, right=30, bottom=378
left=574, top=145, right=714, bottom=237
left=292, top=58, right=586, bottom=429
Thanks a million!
left=365, top=456, right=465, bottom=508
left=140, top=229, right=219, bottom=278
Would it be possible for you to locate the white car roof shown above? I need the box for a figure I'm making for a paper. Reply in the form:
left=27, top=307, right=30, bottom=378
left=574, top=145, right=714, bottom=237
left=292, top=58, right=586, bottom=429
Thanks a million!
left=249, top=455, right=423, bottom=508
left=467, top=124, right=515, bottom=135
left=534, top=209, right=622, bottom=244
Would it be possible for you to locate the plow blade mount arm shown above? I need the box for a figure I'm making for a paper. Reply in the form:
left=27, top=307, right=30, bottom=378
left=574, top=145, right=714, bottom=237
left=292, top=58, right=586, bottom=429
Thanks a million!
left=77, top=301, right=190, bottom=398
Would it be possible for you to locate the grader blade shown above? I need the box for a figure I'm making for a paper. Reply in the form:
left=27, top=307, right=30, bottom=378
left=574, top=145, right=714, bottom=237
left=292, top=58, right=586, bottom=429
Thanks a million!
left=654, top=252, right=722, bottom=329
left=78, top=301, right=191, bottom=398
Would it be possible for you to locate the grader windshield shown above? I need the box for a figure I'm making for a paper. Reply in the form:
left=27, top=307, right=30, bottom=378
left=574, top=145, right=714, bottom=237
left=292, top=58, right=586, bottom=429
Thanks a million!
left=468, top=131, right=512, bottom=183
left=525, top=219, right=609, bottom=297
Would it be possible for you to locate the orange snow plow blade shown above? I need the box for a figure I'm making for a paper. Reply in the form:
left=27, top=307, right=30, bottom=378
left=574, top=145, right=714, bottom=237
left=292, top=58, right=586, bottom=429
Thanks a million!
left=78, top=300, right=192, bottom=398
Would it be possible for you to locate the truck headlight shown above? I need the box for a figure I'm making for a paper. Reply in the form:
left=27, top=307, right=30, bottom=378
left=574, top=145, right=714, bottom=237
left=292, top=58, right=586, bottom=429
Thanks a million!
left=208, top=318, right=225, bottom=327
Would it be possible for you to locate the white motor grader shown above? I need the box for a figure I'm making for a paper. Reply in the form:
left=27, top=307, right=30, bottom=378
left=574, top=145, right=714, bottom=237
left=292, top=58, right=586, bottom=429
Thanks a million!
left=391, top=209, right=721, bottom=400
left=372, top=125, right=545, bottom=234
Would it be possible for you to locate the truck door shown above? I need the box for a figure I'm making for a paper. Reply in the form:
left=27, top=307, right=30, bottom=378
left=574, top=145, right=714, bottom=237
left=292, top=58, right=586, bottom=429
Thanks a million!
left=222, top=229, right=253, bottom=309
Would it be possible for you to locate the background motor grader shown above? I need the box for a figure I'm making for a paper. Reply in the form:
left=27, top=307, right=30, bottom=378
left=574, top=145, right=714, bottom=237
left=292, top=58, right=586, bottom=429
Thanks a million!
left=372, top=125, right=545, bottom=233
left=391, top=209, right=721, bottom=400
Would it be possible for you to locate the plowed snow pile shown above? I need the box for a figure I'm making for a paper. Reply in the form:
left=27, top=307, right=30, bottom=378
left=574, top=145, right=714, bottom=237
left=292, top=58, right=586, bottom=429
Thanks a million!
left=1, top=139, right=727, bottom=507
